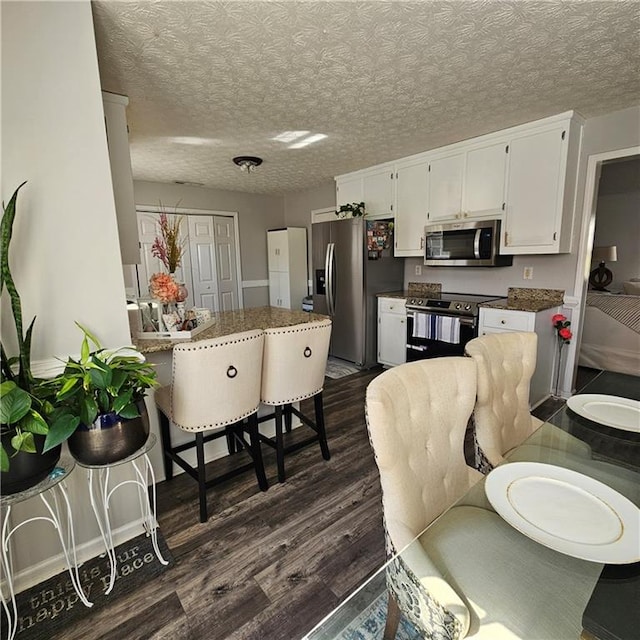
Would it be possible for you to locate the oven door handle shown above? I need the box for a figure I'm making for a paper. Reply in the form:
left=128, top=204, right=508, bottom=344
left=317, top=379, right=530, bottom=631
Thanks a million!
left=407, top=309, right=476, bottom=327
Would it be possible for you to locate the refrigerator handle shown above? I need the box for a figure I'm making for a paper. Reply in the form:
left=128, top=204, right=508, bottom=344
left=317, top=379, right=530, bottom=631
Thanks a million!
left=326, top=242, right=335, bottom=316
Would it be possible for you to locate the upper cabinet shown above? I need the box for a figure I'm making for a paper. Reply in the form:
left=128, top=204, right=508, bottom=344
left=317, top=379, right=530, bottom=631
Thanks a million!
left=336, top=164, right=394, bottom=218
left=426, top=153, right=464, bottom=223
left=501, top=115, right=583, bottom=255
left=335, top=110, right=583, bottom=258
left=426, top=141, right=507, bottom=224
left=394, top=157, right=429, bottom=256
left=102, top=91, right=139, bottom=265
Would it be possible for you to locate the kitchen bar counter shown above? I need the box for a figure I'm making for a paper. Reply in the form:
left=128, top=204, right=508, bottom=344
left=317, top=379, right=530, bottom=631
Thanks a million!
left=134, top=306, right=329, bottom=354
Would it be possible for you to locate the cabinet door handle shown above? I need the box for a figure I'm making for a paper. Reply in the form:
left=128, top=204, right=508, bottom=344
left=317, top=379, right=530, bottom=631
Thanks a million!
left=501, top=320, right=506, bottom=324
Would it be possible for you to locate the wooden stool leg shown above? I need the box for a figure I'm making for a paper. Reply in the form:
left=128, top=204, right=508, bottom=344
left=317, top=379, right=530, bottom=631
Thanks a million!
left=383, top=591, right=401, bottom=640
left=314, top=392, right=331, bottom=461
left=248, top=414, right=269, bottom=492
left=196, top=432, right=208, bottom=523
left=275, top=405, right=286, bottom=483
left=226, top=426, right=237, bottom=455
left=158, top=410, right=174, bottom=480
left=284, top=403, right=293, bottom=433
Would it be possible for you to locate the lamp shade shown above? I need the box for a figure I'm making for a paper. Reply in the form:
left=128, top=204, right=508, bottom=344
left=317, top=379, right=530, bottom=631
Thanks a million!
left=591, top=245, right=617, bottom=263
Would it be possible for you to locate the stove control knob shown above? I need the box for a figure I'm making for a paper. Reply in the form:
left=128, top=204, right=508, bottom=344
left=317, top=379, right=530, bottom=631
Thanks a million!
left=464, top=304, right=471, bottom=310
left=455, top=303, right=462, bottom=310
left=418, top=299, right=424, bottom=305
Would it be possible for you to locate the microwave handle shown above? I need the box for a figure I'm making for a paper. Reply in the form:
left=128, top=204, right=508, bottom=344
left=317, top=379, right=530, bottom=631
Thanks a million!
left=473, top=229, right=482, bottom=259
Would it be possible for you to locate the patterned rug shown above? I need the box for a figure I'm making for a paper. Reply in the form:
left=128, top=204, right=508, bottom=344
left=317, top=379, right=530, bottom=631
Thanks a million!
left=337, top=591, right=421, bottom=640
left=5, top=530, right=173, bottom=640
left=325, top=357, right=361, bottom=380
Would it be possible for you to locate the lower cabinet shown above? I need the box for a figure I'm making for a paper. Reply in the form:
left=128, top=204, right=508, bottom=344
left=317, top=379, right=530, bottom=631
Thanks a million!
left=377, top=297, right=407, bottom=367
left=478, top=306, right=559, bottom=408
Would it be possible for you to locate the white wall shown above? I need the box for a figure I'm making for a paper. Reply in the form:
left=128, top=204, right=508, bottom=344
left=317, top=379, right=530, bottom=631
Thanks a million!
left=1, top=0, right=143, bottom=588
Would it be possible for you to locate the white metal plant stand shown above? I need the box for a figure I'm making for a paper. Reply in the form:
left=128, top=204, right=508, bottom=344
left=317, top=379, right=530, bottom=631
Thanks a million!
left=76, top=433, right=168, bottom=596
left=0, top=455, right=92, bottom=640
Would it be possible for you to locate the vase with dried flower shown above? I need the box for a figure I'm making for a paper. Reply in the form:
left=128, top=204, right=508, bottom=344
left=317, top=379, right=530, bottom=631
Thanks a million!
left=552, top=313, right=572, bottom=397
left=151, top=207, right=189, bottom=306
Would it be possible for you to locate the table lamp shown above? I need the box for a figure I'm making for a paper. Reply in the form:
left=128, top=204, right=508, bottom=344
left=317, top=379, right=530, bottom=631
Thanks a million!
left=589, top=245, right=617, bottom=291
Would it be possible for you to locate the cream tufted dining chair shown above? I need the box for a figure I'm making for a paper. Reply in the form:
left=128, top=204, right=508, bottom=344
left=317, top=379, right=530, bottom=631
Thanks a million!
left=366, top=357, right=602, bottom=640
left=465, top=331, right=591, bottom=470
left=260, top=319, right=332, bottom=483
left=155, top=330, right=268, bottom=523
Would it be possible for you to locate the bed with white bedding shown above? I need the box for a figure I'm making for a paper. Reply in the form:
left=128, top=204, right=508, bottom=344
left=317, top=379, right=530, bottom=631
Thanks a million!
left=578, top=292, right=640, bottom=376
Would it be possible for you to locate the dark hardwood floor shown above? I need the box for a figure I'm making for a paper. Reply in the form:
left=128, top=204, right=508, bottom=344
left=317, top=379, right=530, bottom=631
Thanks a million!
left=48, top=365, right=608, bottom=639
left=56, top=368, right=387, bottom=640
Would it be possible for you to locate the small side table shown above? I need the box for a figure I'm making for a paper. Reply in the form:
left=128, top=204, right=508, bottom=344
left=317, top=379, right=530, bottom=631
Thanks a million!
left=75, top=433, right=168, bottom=595
left=1, top=455, right=92, bottom=640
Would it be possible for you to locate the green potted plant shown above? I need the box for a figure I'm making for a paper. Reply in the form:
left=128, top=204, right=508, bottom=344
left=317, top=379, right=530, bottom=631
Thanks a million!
left=335, top=201, right=366, bottom=218
left=0, top=182, right=64, bottom=493
left=43, top=323, right=158, bottom=465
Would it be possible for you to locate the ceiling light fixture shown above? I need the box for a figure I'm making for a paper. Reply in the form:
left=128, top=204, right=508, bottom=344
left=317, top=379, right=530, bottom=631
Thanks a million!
left=233, top=156, right=263, bottom=173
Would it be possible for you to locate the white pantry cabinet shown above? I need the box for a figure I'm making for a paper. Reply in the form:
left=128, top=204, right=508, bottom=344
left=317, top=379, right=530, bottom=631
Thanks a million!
left=267, top=228, right=308, bottom=310
left=478, top=306, right=559, bottom=408
left=501, top=114, right=583, bottom=254
left=377, top=297, right=407, bottom=367
left=394, top=157, right=430, bottom=256
left=102, top=91, right=138, bottom=265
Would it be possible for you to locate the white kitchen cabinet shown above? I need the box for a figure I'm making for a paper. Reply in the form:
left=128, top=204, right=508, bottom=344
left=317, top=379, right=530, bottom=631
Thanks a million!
left=478, top=306, right=559, bottom=408
left=426, top=153, right=464, bottom=223
left=462, top=141, right=508, bottom=218
left=377, top=297, right=407, bottom=367
left=394, top=157, right=430, bottom=256
left=335, top=174, right=363, bottom=208
left=267, top=227, right=308, bottom=310
left=336, top=164, right=394, bottom=218
left=102, top=91, right=139, bottom=265
left=502, top=115, right=583, bottom=254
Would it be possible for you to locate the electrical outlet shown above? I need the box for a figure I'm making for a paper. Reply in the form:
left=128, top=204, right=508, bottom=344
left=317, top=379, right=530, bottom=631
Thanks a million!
left=523, top=266, right=533, bottom=280
left=415, top=264, right=422, bottom=276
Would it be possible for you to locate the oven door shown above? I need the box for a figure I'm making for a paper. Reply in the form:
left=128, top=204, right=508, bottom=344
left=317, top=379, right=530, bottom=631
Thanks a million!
left=406, top=310, right=477, bottom=361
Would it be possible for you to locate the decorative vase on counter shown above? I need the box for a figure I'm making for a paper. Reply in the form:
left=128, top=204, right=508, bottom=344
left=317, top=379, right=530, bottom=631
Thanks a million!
left=67, top=401, right=150, bottom=466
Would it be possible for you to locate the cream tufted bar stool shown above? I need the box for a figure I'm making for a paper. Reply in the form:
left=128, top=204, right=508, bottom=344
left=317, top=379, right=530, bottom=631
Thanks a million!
left=259, top=319, right=332, bottom=483
left=366, top=357, right=602, bottom=640
left=465, top=331, right=591, bottom=471
left=155, top=330, right=268, bottom=523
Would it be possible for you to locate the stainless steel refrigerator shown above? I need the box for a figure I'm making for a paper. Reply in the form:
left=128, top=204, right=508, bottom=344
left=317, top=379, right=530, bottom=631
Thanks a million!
left=312, top=217, right=404, bottom=367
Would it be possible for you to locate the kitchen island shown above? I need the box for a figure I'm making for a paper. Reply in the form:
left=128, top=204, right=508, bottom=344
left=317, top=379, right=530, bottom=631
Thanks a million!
left=137, top=306, right=329, bottom=482
left=134, top=306, right=328, bottom=354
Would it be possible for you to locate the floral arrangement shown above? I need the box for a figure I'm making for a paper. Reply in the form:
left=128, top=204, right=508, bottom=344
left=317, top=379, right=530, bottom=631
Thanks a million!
left=552, top=313, right=572, bottom=345
left=149, top=272, right=179, bottom=303
left=151, top=208, right=185, bottom=274
left=552, top=313, right=572, bottom=397
left=335, top=201, right=365, bottom=218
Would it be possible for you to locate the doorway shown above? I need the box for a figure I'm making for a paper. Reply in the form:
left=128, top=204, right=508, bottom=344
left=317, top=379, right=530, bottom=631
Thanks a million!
left=135, top=206, right=243, bottom=313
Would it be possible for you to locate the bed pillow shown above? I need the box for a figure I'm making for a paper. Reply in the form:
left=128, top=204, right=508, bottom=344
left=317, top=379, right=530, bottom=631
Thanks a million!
left=622, top=281, right=640, bottom=295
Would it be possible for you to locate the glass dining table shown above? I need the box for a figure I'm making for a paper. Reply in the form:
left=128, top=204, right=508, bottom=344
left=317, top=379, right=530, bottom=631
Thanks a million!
left=304, top=370, right=639, bottom=640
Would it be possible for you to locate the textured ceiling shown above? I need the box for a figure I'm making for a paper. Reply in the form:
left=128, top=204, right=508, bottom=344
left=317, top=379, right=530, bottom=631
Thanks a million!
left=92, top=0, right=640, bottom=195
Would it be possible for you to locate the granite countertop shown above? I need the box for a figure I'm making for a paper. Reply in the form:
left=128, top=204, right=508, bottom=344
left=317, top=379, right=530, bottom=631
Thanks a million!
left=134, top=306, right=329, bottom=354
left=376, top=290, right=410, bottom=300
left=480, top=287, right=564, bottom=313
left=377, top=282, right=443, bottom=300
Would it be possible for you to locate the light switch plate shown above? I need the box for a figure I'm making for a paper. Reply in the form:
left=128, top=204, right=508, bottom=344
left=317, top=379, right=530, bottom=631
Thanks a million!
left=415, top=264, right=422, bottom=276
left=523, top=266, right=533, bottom=280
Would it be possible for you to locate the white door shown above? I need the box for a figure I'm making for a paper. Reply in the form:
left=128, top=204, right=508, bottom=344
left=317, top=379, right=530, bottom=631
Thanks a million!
left=362, top=167, right=394, bottom=216
left=188, top=216, right=219, bottom=312
left=336, top=175, right=363, bottom=208
left=214, top=215, right=239, bottom=311
left=395, top=158, right=429, bottom=255
left=136, top=213, right=193, bottom=303
left=267, top=230, right=288, bottom=272
left=463, top=141, right=508, bottom=217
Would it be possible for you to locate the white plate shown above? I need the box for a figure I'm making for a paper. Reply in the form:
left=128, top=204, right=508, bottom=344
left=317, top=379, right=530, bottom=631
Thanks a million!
left=485, top=462, right=640, bottom=564
left=567, top=394, right=640, bottom=432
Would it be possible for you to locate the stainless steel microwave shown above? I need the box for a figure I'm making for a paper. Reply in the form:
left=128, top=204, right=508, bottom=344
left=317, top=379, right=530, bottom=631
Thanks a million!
left=424, top=219, right=513, bottom=267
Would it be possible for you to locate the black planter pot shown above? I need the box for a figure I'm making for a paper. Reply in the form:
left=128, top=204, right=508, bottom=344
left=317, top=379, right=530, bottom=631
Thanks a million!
left=67, top=401, right=150, bottom=466
left=1, top=432, right=62, bottom=495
